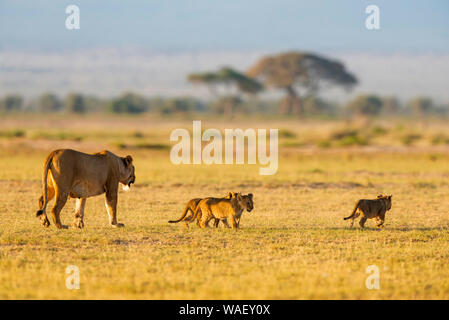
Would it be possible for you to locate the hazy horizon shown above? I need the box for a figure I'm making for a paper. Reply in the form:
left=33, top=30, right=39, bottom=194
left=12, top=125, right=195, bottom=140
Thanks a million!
left=1, top=1, right=449, bottom=103
left=1, top=48, right=449, bottom=104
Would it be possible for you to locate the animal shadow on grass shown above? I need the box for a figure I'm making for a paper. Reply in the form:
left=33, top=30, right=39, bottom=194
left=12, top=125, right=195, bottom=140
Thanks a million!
left=328, top=226, right=382, bottom=231
left=329, top=226, right=448, bottom=232
left=383, top=226, right=448, bottom=232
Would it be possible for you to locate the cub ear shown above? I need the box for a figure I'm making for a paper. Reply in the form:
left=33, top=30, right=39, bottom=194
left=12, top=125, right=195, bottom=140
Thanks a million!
left=248, top=193, right=253, bottom=199
left=377, top=194, right=383, bottom=198
left=226, top=192, right=233, bottom=199
left=123, top=155, right=133, bottom=167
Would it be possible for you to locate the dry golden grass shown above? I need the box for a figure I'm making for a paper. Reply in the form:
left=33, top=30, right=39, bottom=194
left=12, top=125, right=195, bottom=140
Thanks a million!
left=1, top=116, right=449, bottom=299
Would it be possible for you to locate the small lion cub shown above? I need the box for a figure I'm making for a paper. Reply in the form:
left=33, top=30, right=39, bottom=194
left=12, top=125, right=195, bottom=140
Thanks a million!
left=344, top=194, right=392, bottom=228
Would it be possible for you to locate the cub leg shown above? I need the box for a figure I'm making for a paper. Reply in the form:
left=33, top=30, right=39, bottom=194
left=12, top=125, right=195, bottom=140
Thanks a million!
left=348, top=211, right=360, bottom=228
left=349, top=217, right=355, bottom=228
left=204, top=216, right=214, bottom=228
left=359, top=217, right=368, bottom=229
left=198, top=217, right=208, bottom=228
left=195, top=210, right=202, bottom=227
left=221, top=219, right=231, bottom=228
left=198, top=212, right=208, bottom=228
left=377, top=212, right=385, bottom=228
left=73, top=198, right=86, bottom=228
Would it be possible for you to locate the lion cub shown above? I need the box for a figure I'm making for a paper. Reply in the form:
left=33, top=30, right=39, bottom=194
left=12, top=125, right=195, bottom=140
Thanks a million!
left=168, top=192, right=233, bottom=227
left=344, top=194, right=392, bottom=228
left=189, top=192, right=254, bottom=229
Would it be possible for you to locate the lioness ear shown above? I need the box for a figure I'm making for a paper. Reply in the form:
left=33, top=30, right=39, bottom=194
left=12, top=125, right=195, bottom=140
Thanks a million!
left=123, top=155, right=133, bottom=167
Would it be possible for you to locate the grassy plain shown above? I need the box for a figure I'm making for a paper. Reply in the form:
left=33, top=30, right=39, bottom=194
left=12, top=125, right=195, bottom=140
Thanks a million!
left=0, top=115, right=449, bottom=299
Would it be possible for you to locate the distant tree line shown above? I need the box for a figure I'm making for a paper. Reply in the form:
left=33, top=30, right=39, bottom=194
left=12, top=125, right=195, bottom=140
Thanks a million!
left=1, top=51, right=448, bottom=117
left=1, top=91, right=447, bottom=118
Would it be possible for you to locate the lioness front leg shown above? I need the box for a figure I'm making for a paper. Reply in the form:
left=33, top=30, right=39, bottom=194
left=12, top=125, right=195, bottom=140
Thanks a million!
left=236, top=217, right=241, bottom=228
left=105, top=189, right=124, bottom=228
left=73, top=198, right=86, bottom=228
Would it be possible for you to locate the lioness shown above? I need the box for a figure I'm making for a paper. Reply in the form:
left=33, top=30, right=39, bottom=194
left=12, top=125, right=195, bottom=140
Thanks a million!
left=344, top=194, right=392, bottom=228
left=36, top=149, right=135, bottom=229
left=188, top=192, right=254, bottom=229
left=168, top=192, right=233, bottom=227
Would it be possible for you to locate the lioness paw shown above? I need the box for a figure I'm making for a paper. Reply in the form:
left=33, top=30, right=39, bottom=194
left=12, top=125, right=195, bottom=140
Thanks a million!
left=42, top=217, right=50, bottom=228
left=111, top=223, right=125, bottom=228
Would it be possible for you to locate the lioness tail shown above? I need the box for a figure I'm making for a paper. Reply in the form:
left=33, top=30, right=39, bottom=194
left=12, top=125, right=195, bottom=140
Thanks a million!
left=36, top=153, right=53, bottom=217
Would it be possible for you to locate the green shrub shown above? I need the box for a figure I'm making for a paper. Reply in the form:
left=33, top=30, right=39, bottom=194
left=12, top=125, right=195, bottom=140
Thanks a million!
left=371, top=126, right=388, bottom=136
left=30, top=131, right=82, bottom=141
left=330, top=128, right=370, bottom=146
left=132, top=131, right=145, bottom=138
left=401, top=134, right=422, bottom=146
left=317, top=140, right=331, bottom=148
left=337, top=135, right=369, bottom=147
left=0, top=129, right=25, bottom=138
left=278, top=129, right=297, bottom=139
left=280, top=141, right=304, bottom=148
left=431, top=134, right=449, bottom=145
left=330, top=128, right=359, bottom=140
left=135, top=143, right=169, bottom=150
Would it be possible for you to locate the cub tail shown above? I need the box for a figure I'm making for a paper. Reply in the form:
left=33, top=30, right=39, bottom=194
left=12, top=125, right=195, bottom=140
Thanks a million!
left=343, top=200, right=360, bottom=220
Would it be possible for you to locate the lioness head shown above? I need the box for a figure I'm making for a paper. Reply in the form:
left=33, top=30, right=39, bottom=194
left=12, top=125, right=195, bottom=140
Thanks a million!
left=121, top=155, right=135, bottom=189
left=233, top=192, right=254, bottom=212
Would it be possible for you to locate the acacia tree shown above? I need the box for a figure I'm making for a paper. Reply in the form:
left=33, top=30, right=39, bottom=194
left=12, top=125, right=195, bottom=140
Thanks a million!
left=188, top=67, right=263, bottom=116
left=247, top=52, right=357, bottom=116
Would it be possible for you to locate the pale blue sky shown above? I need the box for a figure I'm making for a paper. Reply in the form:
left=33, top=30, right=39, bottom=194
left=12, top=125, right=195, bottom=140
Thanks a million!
left=1, top=0, right=448, bottom=52
left=1, top=1, right=449, bottom=102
